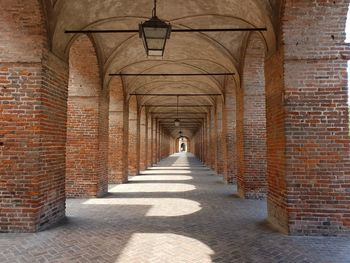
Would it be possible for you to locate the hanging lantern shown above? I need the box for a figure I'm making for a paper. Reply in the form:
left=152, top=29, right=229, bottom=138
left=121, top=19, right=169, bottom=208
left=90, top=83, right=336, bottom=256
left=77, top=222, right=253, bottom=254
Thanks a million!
left=174, top=118, right=180, bottom=127
left=139, top=0, right=171, bottom=56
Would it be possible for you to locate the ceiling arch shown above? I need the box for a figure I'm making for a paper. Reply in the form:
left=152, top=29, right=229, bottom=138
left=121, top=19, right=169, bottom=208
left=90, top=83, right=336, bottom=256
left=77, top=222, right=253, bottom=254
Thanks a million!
left=43, top=0, right=279, bottom=139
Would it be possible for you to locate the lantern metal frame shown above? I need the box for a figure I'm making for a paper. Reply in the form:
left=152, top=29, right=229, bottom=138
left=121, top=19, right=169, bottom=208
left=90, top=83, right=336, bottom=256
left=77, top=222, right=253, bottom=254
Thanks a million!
left=139, top=0, right=171, bottom=56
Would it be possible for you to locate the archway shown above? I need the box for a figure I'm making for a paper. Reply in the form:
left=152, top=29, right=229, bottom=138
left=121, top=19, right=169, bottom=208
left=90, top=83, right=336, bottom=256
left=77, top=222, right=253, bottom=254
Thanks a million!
left=176, top=136, right=190, bottom=153
left=66, top=34, right=108, bottom=197
left=179, top=138, right=188, bottom=152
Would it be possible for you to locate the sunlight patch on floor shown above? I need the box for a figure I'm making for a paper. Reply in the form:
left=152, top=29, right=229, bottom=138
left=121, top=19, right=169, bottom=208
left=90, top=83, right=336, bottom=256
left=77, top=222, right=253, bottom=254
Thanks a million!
left=148, top=167, right=207, bottom=170
left=83, top=198, right=201, bottom=216
left=141, top=169, right=194, bottom=173
left=130, top=175, right=193, bottom=181
left=115, top=233, right=213, bottom=263
left=109, top=183, right=196, bottom=193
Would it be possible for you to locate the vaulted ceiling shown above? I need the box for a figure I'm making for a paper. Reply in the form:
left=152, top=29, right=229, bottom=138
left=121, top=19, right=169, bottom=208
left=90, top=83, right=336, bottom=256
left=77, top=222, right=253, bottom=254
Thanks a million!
left=43, top=0, right=281, bottom=138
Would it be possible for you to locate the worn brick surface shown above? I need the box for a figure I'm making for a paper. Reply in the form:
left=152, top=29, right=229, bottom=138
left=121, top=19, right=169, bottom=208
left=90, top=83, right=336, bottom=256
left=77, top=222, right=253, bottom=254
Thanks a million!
left=0, top=0, right=68, bottom=232
left=223, top=78, right=237, bottom=184
left=109, top=77, right=127, bottom=183
left=66, top=35, right=108, bottom=198
left=128, top=96, right=138, bottom=176
left=264, top=0, right=350, bottom=235
left=139, top=107, right=147, bottom=171
left=237, top=32, right=267, bottom=199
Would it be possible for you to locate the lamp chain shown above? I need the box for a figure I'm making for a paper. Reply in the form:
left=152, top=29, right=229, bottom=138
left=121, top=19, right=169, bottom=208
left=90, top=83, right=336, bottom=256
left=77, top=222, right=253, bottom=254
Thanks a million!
left=152, top=0, right=157, bottom=17
left=177, top=95, right=179, bottom=117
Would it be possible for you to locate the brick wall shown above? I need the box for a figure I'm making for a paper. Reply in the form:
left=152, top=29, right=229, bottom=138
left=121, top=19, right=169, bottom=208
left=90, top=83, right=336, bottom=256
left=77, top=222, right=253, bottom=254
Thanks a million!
left=139, top=107, right=147, bottom=171
left=159, top=129, right=170, bottom=159
left=122, top=97, right=129, bottom=178
left=66, top=35, right=107, bottom=198
left=152, top=118, right=157, bottom=164
left=223, top=78, right=237, bottom=184
left=202, top=120, right=208, bottom=163
left=216, top=99, right=224, bottom=174
left=146, top=112, right=152, bottom=167
left=211, top=107, right=218, bottom=171
left=128, top=96, right=138, bottom=175
left=265, top=46, right=288, bottom=233
left=281, top=0, right=350, bottom=235
left=0, top=0, right=68, bottom=232
left=108, top=77, right=127, bottom=183
left=264, top=0, right=350, bottom=235
left=237, top=33, right=267, bottom=199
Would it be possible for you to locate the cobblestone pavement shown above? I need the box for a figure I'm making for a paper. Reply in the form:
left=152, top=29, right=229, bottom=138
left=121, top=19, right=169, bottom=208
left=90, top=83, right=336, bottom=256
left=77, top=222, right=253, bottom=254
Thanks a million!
left=1, top=153, right=350, bottom=263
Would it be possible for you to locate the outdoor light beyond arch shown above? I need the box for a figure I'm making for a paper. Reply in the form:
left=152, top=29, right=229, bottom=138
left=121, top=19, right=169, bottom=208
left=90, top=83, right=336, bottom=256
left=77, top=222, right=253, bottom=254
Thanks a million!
left=139, top=0, right=172, bottom=56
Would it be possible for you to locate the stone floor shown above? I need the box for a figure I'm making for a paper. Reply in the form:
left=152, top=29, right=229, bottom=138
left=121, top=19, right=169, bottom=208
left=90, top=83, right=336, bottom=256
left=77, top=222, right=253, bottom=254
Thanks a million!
left=1, top=153, right=350, bottom=263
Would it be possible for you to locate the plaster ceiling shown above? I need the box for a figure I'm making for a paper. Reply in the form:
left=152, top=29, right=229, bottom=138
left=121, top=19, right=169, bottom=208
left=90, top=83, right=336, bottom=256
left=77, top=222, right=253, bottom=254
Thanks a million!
left=44, top=0, right=279, bottom=138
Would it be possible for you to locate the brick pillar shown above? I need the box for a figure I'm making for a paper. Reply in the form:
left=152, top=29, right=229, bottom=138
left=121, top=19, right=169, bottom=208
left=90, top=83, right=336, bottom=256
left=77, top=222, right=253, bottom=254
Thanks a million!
left=265, top=0, right=350, bottom=235
left=203, top=118, right=209, bottom=164
left=198, top=127, right=202, bottom=159
left=208, top=110, right=216, bottom=169
left=159, top=125, right=162, bottom=161
left=147, top=112, right=152, bottom=167
left=202, top=121, right=206, bottom=162
left=122, top=98, right=129, bottom=178
left=223, top=78, right=237, bottom=184
left=157, top=121, right=161, bottom=162
left=139, top=107, right=147, bottom=171
left=136, top=108, right=141, bottom=174
left=66, top=35, right=108, bottom=198
left=128, top=96, right=138, bottom=176
left=237, top=33, right=267, bottom=199
left=0, top=0, right=68, bottom=232
left=152, top=117, right=157, bottom=164
left=216, top=99, right=224, bottom=175
left=108, top=77, right=127, bottom=183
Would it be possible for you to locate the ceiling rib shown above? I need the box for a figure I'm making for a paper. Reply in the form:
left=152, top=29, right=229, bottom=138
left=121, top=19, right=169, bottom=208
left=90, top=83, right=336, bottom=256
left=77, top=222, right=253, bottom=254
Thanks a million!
left=65, top=28, right=267, bottom=34
left=130, top=93, right=221, bottom=96
left=144, top=105, right=212, bottom=107
left=110, top=73, right=234, bottom=76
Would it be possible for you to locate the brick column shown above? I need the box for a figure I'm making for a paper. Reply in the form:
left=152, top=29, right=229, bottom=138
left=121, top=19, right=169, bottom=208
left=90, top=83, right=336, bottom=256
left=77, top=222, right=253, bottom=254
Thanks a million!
left=266, top=0, right=350, bottom=235
left=147, top=112, right=152, bottom=167
left=156, top=121, right=161, bottom=162
left=128, top=96, right=138, bottom=176
left=0, top=0, right=67, bottom=232
left=122, top=97, right=129, bottom=179
left=66, top=35, right=108, bottom=198
left=237, top=33, right=267, bottom=199
left=108, top=78, right=127, bottom=183
left=152, top=117, right=157, bottom=164
left=207, top=109, right=216, bottom=169
left=223, top=78, right=237, bottom=184
left=135, top=108, right=141, bottom=174
left=216, top=99, right=224, bottom=175
left=139, top=108, right=147, bottom=171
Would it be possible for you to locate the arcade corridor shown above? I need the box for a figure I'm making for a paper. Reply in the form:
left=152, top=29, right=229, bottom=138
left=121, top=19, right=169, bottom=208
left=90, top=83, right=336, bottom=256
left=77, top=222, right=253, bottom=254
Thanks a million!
left=1, top=2, right=350, bottom=263
left=1, top=153, right=349, bottom=263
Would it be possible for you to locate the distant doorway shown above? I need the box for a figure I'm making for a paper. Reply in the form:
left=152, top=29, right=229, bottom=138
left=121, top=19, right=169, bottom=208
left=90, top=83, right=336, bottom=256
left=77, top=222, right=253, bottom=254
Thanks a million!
left=178, top=137, right=188, bottom=152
